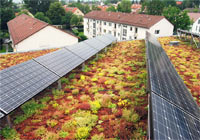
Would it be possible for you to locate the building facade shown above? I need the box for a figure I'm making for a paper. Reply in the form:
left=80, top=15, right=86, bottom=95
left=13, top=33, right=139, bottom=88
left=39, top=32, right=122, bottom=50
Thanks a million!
left=188, top=13, right=200, bottom=34
left=84, top=11, right=174, bottom=41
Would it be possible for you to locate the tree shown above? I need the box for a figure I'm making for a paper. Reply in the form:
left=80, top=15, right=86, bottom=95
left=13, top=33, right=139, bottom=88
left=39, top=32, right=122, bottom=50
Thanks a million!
left=163, top=0, right=176, bottom=7
left=92, top=5, right=101, bottom=11
left=23, top=0, right=58, bottom=15
left=35, top=12, right=52, bottom=24
left=182, top=0, right=200, bottom=9
left=163, top=6, right=192, bottom=31
left=0, top=0, right=15, bottom=31
left=78, top=32, right=87, bottom=42
left=117, top=0, right=131, bottom=13
left=62, top=11, right=73, bottom=29
left=70, top=15, right=83, bottom=27
left=106, top=5, right=116, bottom=12
left=146, top=0, right=164, bottom=15
left=46, top=2, right=65, bottom=25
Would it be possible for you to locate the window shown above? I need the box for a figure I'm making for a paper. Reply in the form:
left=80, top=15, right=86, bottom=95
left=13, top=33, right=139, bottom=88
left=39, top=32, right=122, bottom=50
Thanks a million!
left=123, top=29, right=127, bottom=36
left=93, top=23, right=96, bottom=28
left=97, top=21, right=99, bottom=23
left=196, top=26, right=198, bottom=31
left=198, top=19, right=200, bottom=24
left=135, top=28, right=138, bottom=33
left=93, top=29, right=96, bottom=36
left=122, top=37, right=126, bottom=40
left=109, top=30, right=111, bottom=34
left=109, top=22, right=112, bottom=26
left=129, top=36, right=132, bottom=40
left=114, top=24, right=116, bottom=28
left=104, top=29, right=106, bottom=33
left=118, top=24, right=121, bottom=28
left=104, top=22, right=106, bottom=25
left=130, top=27, right=132, bottom=31
left=134, top=37, right=137, bottom=39
left=114, top=31, right=116, bottom=37
left=155, top=30, right=160, bottom=34
left=118, top=33, right=120, bottom=36
left=123, top=25, right=127, bottom=28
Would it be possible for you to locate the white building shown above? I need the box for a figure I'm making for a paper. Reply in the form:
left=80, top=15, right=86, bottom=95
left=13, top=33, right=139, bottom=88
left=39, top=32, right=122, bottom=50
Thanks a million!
left=7, top=14, right=78, bottom=52
left=84, top=11, right=174, bottom=41
left=188, top=13, right=200, bottom=34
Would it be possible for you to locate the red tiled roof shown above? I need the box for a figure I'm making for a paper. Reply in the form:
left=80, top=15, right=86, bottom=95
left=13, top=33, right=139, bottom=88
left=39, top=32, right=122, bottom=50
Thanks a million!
left=84, top=11, right=164, bottom=29
left=188, top=13, right=200, bottom=22
left=63, top=5, right=78, bottom=13
left=176, top=1, right=182, bottom=5
left=7, top=14, right=48, bottom=45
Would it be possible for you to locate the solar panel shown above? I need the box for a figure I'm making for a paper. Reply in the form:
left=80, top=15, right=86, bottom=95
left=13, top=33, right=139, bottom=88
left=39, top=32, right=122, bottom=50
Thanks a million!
left=34, top=48, right=84, bottom=77
left=0, top=112, right=4, bottom=118
left=65, top=42, right=98, bottom=60
left=0, top=60, right=59, bottom=114
left=151, top=93, right=200, bottom=140
left=147, top=41, right=200, bottom=118
left=84, top=38, right=106, bottom=51
left=104, top=34, right=117, bottom=42
left=95, top=35, right=113, bottom=46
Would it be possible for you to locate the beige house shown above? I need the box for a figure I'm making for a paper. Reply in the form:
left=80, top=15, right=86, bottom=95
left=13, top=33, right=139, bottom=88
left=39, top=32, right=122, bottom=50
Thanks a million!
left=63, top=5, right=84, bottom=16
left=7, top=14, right=78, bottom=52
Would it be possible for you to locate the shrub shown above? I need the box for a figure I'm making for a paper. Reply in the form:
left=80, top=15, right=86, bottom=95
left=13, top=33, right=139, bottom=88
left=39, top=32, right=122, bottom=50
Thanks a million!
left=75, top=127, right=90, bottom=139
left=47, top=120, right=58, bottom=128
left=0, top=127, right=19, bottom=139
left=80, top=95, right=91, bottom=102
left=90, top=100, right=101, bottom=113
left=69, top=73, right=76, bottom=79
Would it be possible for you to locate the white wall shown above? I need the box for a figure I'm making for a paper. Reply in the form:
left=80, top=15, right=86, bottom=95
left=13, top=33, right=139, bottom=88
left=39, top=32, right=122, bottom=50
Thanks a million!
left=15, top=26, right=78, bottom=52
left=149, top=18, right=174, bottom=37
left=191, top=18, right=200, bottom=34
left=84, top=17, right=174, bottom=41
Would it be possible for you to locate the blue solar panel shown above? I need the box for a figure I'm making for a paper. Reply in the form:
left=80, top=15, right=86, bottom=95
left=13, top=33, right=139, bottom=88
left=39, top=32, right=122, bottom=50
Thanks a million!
left=95, top=35, right=113, bottom=46
left=104, top=34, right=117, bottom=42
left=34, top=48, right=84, bottom=77
left=65, top=42, right=98, bottom=60
left=0, top=60, right=59, bottom=114
left=84, top=38, right=106, bottom=51
left=151, top=93, right=200, bottom=140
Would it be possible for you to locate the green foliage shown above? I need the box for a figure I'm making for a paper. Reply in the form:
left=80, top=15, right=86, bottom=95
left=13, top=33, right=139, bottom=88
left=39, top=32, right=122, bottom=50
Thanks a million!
left=72, top=28, right=79, bottom=36
left=82, top=65, right=91, bottom=72
left=60, top=77, right=70, bottom=84
left=14, top=115, right=27, bottom=124
left=68, top=3, right=91, bottom=14
left=62, top=11, right=73, bottom=29
left=92, top=5, right=101, bottom=11
left=90, top=100, right=101, bottom=113
left=69, top=73, right=76, bottom=79
left=34, top=126, right=48, bottom=137
left=40, top=96, right=51, bottom=104
left=47, top=119, right=58, bottom=127
left=23, top=0, right=57, bottom=14
left=78, top=32, right=88, bottom=41
left=91, top=133, right=105, bottom=140
left=0, top=126, right=19, bottom=139
left=47, top=2, right=65, bottom=25
left=72, top=89, right=79, bottom=95
left=0, top=0, right=15, bottom=30
left=62, top=120, right=77, bottom=132
left=117, top=0, right=131, bottom=13
left=70, top=15, right=83, bottom=27
left=106, top=5, right=116, bottom=12
left=52, top=89, right=65, bottom=98
left=163, top=6, right=192, bottom=31
left=75, top=127, right=90, bottom=139
left=59, top=131, right=69, bottom=138
left=146, top=0, right=165, bottom=15
left=108, top=103, right=117, bottom=109
left=122, top=109, right=140, bottom=123
left=35, top=12, right=52, bottom=24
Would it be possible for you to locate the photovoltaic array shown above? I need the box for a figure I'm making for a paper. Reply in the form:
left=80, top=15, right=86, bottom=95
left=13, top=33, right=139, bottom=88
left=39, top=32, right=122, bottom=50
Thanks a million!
left=0, top=34, right=116, bottom=118
left=146, top=32, right=200, bottom=139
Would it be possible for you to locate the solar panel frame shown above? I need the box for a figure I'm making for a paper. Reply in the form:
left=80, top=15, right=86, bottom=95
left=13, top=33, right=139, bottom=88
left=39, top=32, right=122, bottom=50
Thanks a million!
left=64, top=42, right=98, bottom=60
left=147, top=41, right=200, bottom=118
left=0, top=112, right=4, bottom=118
left=0, top=60, right=59, bottom=114
left=34, top=48, right=84, bottom=77
left=151, top=93, right=200, bottom=140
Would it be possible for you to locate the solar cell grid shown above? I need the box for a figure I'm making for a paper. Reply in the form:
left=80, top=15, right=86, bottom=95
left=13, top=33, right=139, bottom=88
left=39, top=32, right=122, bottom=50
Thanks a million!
left=104, top=34, right=117, bottom=42
left=151, top=93, right=200, bottom=140
left=0, top=60, right=59, bottom=114
left=34, top=49, right=84, bottom=77
left=65, top=42, right=98, bottom=60
left=84, top=38, right=106, bottom=51
left=95, top=35, right=113, bottom=46
left=147, top=41, right=200, bottom=118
